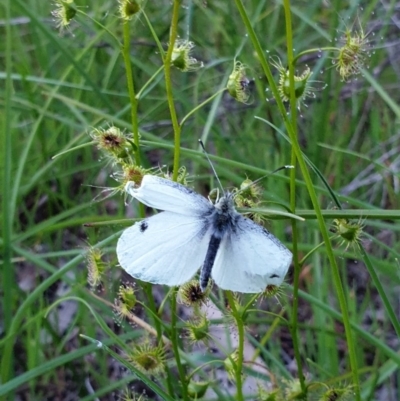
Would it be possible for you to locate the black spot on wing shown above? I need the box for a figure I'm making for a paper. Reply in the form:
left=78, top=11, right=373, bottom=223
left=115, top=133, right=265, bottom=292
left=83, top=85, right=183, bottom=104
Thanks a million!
left=269, top=274, right=280, bottom=279
left=139, top=220, right=148, bottom=233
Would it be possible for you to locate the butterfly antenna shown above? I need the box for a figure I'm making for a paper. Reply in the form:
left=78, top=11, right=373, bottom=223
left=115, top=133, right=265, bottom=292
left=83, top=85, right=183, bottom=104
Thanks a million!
left=198, top=140, right=225, bottom=195
left=235, top=165, right=294, bottom=197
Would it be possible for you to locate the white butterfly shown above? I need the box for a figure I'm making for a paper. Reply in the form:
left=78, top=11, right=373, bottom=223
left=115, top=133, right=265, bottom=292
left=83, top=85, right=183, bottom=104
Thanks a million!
left=116, top=175, right=292, bottom=293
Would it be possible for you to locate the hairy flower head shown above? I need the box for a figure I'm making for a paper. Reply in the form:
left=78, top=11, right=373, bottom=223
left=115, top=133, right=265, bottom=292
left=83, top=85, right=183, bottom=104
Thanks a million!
left=52, top=0, right=76, bottom=32
left=282, top=378, right=305, bottom=400
left=186, top=313, right=210, bottom=344
left=86, top=246, right=106, bottom=289
left=320, top=386, right=354, bottom=401
left=118, top=0, right=143, bottom=21
left=120, top=164, right=147, bottom=187
left=90, top=126, right=135, bottom=163
left=271, top=57, right=322, bottom=109
left=309, top=382, right=355, bottom=401
left=227, top=61, right=251, bottom=103
left=171, top=40, right=203, bottom=72
left=234, top=179, right=265, bottom=224
left=127, top=340, right=166, bottom=375
left=223, top=350, right=240, bottom=380
left=188, top=379, right=210, bottom=399
left=178, top=280, right=209, bottom=307
left=113, top=283, right=137, bottom=322
left=256, top=386, right=284, bottom=401
left=262, top=283, right=284, bottom=299
left=332, top=218, right=364, bottom=250
left=335, top=23, right=370, bottom=80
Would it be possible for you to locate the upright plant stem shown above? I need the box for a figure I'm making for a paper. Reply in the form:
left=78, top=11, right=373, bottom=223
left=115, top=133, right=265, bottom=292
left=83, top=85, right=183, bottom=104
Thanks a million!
left=170, top=289, right=188, bottom=400
left=234, top=1, right=361, bottom=399
left=226, top=292, right=244, bottom=401
left=164, top=0, right=182, bottom=181
left=122, top=22, right=141, bottom=165
left=163, top=4, right=188, bottom=399
left=282, top=0, right=306, bottom=395
left=1, top=0, right=15, bottom=390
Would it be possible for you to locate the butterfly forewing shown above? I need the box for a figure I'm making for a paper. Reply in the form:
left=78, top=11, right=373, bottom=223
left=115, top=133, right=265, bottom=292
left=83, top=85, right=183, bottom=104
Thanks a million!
left=117, top=211, right=212, bottom=286
left=128, top=175, right=212, bottom=216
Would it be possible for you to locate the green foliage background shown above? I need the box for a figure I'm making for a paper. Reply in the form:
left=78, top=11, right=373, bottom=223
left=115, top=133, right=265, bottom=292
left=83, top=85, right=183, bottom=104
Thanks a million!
left=1, top=0, right=399, bottom=400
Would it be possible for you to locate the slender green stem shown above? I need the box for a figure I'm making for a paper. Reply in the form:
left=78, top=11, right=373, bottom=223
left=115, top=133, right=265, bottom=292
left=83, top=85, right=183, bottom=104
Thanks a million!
left=299, top=241, right=327, bottom=266
left=76, top=9, right=121, bottom=47
left=282, top=0, right=360, bottom=396
left=292, top=47, right=339, bottom=65
left=283, top=0, right=306, bottom=393
left=143, top=284, right=163, bottom=342
left=296, top=210, right=400, bottom=219
left=1, top=0, right=14, bottom=390
left=225, top=292, right=244, bottom=401
left=141, top=10, right=165, bottom=58
left=234, top=1, right=361, bottom=399
left=52, top=141, right=96, bottom=159
left=164, top=0, right=182, bottom=181
left=136, top=65, right=165, bottom=100
left=122, top=22, right=140, bottom=165
left=358, top=245, right=400, bottom=337
left=250, top=310, right=287, bottom=363
left=180, top=88, right=227, bottom=127
left=170, top=289, right=188, bottom=400
left=162, top=3, right=188, bottom=398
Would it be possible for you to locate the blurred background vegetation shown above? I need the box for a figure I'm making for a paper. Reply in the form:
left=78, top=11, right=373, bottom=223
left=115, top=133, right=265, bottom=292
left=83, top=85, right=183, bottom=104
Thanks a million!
left=0, top=0, right=399, bottom=400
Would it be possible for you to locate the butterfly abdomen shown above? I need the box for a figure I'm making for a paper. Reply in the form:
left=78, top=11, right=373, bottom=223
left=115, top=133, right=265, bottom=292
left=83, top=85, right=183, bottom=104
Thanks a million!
left=200, top=234, right=221, bottom=291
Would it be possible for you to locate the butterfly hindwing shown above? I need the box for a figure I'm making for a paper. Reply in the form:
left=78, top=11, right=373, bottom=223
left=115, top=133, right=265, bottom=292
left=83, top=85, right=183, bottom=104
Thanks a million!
left=211, top=215, right=292, bottom=293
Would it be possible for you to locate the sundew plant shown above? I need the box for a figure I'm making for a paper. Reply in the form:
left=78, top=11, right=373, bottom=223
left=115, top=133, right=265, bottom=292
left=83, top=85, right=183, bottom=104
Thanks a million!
left=1, top=1, right=400, bottom=401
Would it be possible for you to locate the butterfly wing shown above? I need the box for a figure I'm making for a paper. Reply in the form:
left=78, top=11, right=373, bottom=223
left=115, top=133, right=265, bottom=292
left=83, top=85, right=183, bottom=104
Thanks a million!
left=211, top=216, right=292, bottom=293
left=117, top=211, right=212, bottom=286
left=126, top=175, right=212, bottom=215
